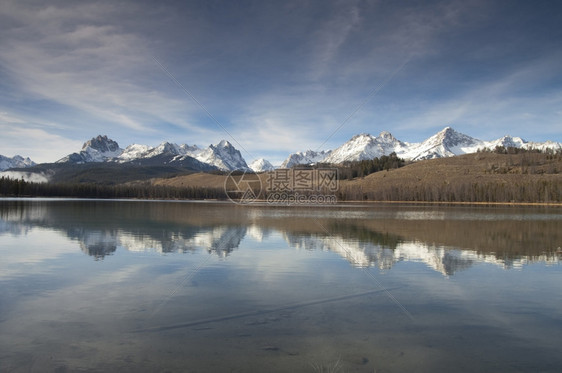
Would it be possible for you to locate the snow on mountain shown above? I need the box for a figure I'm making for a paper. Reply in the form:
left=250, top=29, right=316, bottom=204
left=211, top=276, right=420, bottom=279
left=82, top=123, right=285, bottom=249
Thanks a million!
left=116, top=144, right=152, bottom=162
left=26, top=128, right=562, bottom=173
left=285, top=127, right=489, bottom=166
left=117, top=142, right=202, bottom=163
left=249, top=158, right=275, bottom=172
left=284, top=126, right=562, bottom=166
left=54, top=135, right=247, bottom=171
left=196, top=140, right=249, bottom=171
left=57, top=135, right=123, bottom=164
left=516, top=139, right=561, bottom=152
left=0, top=154, right=46, bottom=182
left=179, top=143, right=202, bottom=156
left=484, top=135, right=526, bottom=149
left=0, top=154, right=36, bottom=171
left=280, top=150, right=332, bottom=168
left=323, top=131, right=408, bottom=164
left=402, top=126, right=485, bottom=161
left=482, top=135, right=561, bottom=152
left=405, top=128, right=561, bottom=160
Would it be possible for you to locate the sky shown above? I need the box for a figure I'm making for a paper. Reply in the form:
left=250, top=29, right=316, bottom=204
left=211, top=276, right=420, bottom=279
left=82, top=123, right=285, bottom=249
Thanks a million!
left=1, top=0, right=561, bottom=165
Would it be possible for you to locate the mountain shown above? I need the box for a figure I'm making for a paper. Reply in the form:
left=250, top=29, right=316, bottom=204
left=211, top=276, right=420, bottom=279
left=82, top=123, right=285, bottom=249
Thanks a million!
left=322, top=127, right=484, bottom=163
left=403, top=126, right=484, bottom=160
left=57, top=135, right=123, bottom=164
left=37, top=129, right=562, bottom=171
left=56, top=136, right=244, bottom=171
left=284, top=127, right=562, bottom=166
left=195, top=140, right=249, bottom=171
left=249, top=158, right=275, bottom=172
left=485, top=135, right=561, bottom=152
left=6, top=128, right=562, bottom=184
left=280, top=150, right=332, bottom=168
left=0, top=154, right=35, bottom=171
left=323, top=131, right=408, bottom=164
left=117, top=142, right=202, bottom=163
left=486, top=135, right=526, bottom=149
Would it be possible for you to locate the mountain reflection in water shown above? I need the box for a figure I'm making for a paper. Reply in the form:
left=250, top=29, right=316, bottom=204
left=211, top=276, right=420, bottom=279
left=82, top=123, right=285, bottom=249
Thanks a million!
left=1, top=199, right=559, bottom=276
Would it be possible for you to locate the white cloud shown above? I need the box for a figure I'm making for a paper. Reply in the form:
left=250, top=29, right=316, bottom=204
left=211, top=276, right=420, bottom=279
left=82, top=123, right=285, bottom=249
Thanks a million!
left=307, top=2, right=362, bottom=80
left=0, top=124, right=82, bottom=163
left=0, top=0, right=560, bottom=163
left=0, top=228, right=78, bottom=278
left=0, top=171, right=49, bottom=183
left=395, top=54, right=562, bottom=141
left=0, top=1, right=206, bottom=138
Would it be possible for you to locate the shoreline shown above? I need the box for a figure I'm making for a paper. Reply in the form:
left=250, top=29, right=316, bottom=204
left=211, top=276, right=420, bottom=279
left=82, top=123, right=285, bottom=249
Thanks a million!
left=334, top=200, right=562, bottom=207
left=2, top=196, right=561, bottom=207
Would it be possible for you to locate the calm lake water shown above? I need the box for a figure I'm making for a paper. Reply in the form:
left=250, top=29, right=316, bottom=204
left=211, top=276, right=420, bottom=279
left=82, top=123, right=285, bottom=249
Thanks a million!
left=1, top=199, right=561, bottom=372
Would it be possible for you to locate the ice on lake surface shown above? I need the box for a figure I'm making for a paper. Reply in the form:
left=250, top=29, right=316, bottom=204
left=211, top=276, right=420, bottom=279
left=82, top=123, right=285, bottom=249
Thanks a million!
left=1, top=199, right=561, bottom=372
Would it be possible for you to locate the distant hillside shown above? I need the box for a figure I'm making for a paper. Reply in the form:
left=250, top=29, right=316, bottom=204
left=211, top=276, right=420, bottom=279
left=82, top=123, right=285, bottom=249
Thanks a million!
left=10, top=162, right=204, bottom=185
left=154, top=152, right=562, bottom=203
left=152, top=172, right=228, bottom=189
left=339, top=152, right=561, bottom=203
left=3, top=151, right=561, bottom=203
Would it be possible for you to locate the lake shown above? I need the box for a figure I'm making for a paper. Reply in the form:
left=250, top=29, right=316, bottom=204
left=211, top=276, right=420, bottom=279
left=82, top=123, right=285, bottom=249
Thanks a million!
left=1, top=199, right=561, bottom=372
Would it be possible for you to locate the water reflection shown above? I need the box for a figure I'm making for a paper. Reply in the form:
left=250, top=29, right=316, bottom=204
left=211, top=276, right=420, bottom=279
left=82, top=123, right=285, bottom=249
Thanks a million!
left=1, top=199, right=562, bottom=373
left=1, top=199, right=560, bottom=275
left=72, top=225, right=246, bottom=259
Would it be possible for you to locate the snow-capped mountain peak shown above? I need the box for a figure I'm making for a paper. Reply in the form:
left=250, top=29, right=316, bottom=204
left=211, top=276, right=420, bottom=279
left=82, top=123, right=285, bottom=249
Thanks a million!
left=117, top=141, right=203, bottom=163
left=179, top=143, right=201, bottom=155
left=487, top=135, right=526, bottom=149
left=154, top=142, right=180, bottom=155
left=323, top=131, right=406, bottom=164
left=57, top=135, right=123, bottom=164
left=0, top=154, right=36, bottom=171
left=280, top=149, right=332, bottom=168
left=55, top=135, right=247, bottom=171
left=249, top=158, right=275, bottom=172
left=117, top=144, right=152, bottom=162
left=285, top=126, right=561, bottom=166
left=378, top=131, right=395, bottom=140
left=216, top=139, right=232, bottom=148
left=402, top=126, right=484, bottom=160
left=19, top=126, right=562, bottom=175
left=83, top=135, right=120, bottom=153
left=434, top=126, right=479, bottom=147
left=196, top=140, right=249, bottom=171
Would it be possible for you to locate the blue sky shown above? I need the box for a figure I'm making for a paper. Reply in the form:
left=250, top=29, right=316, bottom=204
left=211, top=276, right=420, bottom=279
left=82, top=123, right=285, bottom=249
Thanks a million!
left=1, top=0, right=561, bottom=165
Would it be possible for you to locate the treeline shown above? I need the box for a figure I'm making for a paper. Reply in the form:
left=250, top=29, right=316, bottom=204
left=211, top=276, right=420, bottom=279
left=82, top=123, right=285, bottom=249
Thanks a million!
left=0, top=177, right=225, bottom=200
left=338, top=153, right=405, bottom=179
left=482, top=145, right=562, bottom=156
left=339, top=179, right=561, bottom=203
left=301, top=153, right=405, bottom=180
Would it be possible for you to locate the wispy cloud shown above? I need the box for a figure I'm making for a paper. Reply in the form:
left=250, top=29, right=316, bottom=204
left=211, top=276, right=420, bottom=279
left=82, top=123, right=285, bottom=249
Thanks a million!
left=395, top=52, right=562, bottom=141
left=307, top=1, right=362, bottom=80
left=0, top=1, right=206, bottom=140
left=0, top=122, right=82, bottom=162
left=0, top=0, right=560, bottom=163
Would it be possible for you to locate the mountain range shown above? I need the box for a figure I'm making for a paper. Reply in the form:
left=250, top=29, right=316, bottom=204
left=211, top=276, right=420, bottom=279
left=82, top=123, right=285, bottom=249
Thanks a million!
left=55, top=135, right=248, bottom=172
left=0, top=154, right=35, bottom=171
left=321, top=127, right=561, bottom=164
left=1, top=127, right=561, bottom=179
